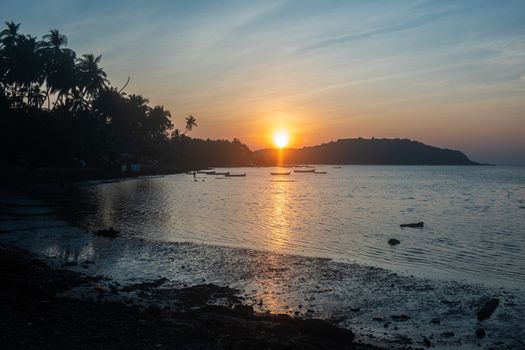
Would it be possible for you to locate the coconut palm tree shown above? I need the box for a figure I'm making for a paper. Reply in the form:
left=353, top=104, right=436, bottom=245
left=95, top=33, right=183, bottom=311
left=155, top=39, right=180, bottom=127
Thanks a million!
left=0, top=21, right=21, bottom=48
left=2, top=34, right=45, bottom=109
left=76, top=54, right=107, bottom=101
left=184, top=115, right=197, bottom=134
left=43, top=29, right=67, bottom=50
left=42, top=29, right=76, bottom=109
left=145, top=105, right=173, bottom=141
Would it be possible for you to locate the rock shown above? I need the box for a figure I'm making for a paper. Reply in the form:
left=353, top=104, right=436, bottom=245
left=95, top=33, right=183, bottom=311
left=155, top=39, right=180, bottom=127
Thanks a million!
left=390, top=314, right=411, bottom=322
left=93, top=227, right=119, bottom=238
left=423, top=337, right=431, bottom=347
left=350, top=307, right=360, bottom=312
left=441, top=332, right=454, bottom=338
left=299, top=319, right=355, bottom=343
left=388, top=238, right=400, bottom=246
left=400, top=222, right=424, bottom=228
left=121, top=277, right=168, bottom=292
left=475, top=328, right=486, bottom=338
left=477, top=298, right=499, bottom=321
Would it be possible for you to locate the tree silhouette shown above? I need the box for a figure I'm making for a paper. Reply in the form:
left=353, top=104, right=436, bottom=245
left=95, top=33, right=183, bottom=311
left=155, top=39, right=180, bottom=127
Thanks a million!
left=43, top=29, right=67, bottom=49
left=0, top=22, right=252, bottom=169
left=184, top=115, right=197, bottom=135
left=0, top=21, right=20, bottom=48
left=76, top=54, right=107, bottom=101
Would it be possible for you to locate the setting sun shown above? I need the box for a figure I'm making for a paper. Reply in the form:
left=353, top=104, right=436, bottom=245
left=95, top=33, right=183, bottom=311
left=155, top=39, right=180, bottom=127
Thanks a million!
left=273, top=131, right=289, bottom=149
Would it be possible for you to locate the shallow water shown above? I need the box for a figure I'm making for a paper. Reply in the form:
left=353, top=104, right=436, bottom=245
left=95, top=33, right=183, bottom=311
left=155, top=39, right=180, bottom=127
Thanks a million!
left=1, top=166, right=525, bottom=349
left=59, top=165, right=525, bottom=288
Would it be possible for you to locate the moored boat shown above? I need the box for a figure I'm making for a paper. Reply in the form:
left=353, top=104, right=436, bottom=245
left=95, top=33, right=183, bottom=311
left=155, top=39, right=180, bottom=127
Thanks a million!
left=271, top=172, right=290, bottom=175
left=214, top=172, right=230, bottom=176
left=226, top=173, right=246, bottom=177
left=294, top=169, right=315, bottom=173
left=314, top=171, right=327, bottom=174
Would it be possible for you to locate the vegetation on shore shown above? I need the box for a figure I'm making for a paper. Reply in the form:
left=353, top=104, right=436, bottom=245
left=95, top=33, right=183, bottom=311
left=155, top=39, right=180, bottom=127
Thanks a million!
left=0, top=22, right=251, bottom=168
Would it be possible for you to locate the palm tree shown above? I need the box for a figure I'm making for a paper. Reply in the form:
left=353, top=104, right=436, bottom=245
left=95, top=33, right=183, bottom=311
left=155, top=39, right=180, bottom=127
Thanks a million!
left=2, top=34, right=45, bottom=109
left=0, top=21, right=21, bottom=48
left=184, top=115, right=197, bottom=135
left=43, top=29, right=67, bottom=50
left=41, top=29, right=76, bottom=109
left=76, top=54, right=107, bottom=101
left=145, top=105, right=173, bottom=141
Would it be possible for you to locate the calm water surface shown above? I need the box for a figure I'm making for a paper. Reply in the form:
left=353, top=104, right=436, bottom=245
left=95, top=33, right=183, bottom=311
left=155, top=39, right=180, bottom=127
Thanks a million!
left=67, top=165, right=525, bottom=288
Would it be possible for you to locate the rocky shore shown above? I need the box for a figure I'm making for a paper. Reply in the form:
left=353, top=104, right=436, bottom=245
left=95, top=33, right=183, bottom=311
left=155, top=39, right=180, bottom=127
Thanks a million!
left=0, top=245, right=385, bottom=350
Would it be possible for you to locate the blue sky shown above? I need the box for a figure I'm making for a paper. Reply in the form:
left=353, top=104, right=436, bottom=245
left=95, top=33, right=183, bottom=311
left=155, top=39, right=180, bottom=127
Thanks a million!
left=2, top=0, right=524, bottom=163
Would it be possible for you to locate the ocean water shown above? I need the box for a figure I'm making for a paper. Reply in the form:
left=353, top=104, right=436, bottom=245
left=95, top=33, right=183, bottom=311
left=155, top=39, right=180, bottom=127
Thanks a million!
left=2, top=165, right=525, bottom=348
left=62, top=165, right=525, bottom=288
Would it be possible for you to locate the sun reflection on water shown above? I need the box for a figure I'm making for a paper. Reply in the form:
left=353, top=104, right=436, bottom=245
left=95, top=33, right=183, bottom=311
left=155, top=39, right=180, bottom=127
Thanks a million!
left=268, top=180, right=291, bottom=252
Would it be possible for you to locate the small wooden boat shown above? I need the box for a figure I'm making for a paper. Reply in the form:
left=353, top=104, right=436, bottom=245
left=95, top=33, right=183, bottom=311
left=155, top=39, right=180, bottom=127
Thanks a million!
left=294, top=169, right=315, bottom=173
left=214, top=172, right=230, bottom=176
left=314, top=171, right=327, bottom=174
left=197, top=170, right=215, bottom=174
left=271, top=172, right=290, bottom=175
left=226, top=173, right=246, bottom=177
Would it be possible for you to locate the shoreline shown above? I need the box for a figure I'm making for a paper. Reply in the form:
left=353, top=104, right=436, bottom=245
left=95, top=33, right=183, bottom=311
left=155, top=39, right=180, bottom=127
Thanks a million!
left=0, top=165, right=189, bottom=184
left=1, top=183, right=524, bottom=349
left=0, top=244, right=383, bottom=350
left=0, top=163, right=500, bottom=185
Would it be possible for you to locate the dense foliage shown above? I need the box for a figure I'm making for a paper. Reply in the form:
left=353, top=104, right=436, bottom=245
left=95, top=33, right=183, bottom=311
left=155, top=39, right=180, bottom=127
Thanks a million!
left=0, top=22, right=252, bottom=167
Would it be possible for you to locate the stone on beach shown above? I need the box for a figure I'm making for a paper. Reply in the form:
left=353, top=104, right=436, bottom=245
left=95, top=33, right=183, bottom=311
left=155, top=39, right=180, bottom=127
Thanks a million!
left=477, top=298, right=500, bottom=321
left=390, top=314, right=411, bottom=322
left=388, top=238, right=400, bottom=246
left=475, top=328, right=486, bottom=338
left=93, top=227, right=119, bottom=238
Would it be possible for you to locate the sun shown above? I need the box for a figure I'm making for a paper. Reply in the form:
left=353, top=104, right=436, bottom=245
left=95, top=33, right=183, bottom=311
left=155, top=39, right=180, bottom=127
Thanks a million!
left=273, top=130, right=289, bottom=149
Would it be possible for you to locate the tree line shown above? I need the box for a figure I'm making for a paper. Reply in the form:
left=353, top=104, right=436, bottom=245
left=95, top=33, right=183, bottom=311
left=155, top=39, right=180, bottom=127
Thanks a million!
left=0, top=21, right=250, bottom=168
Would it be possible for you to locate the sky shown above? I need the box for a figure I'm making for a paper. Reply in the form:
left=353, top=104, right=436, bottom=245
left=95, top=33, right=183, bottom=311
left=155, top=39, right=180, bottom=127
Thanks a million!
left=1, top=0, right=524, bottom=164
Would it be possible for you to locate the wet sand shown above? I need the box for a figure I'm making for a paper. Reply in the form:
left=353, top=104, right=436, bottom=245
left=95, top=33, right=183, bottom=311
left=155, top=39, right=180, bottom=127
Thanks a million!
left=0, top=245, right=381, bottom=350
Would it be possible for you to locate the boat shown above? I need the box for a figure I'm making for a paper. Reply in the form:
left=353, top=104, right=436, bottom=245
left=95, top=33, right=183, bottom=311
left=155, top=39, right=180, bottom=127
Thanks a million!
left=214, top=172, right=230, bottom=176
left=271, top=172, right=290, bottom=175
left=294, top=169, right=315, bottom=173
left=314, top=171, right=327, bottom=174
left=226, top=173, right=246, bottom=177
left=197, top=170, right=216, bottom=175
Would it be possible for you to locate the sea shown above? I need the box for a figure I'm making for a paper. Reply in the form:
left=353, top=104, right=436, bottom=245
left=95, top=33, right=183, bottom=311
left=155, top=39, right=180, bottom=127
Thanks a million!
left=1, top=165, right=524, bottom=348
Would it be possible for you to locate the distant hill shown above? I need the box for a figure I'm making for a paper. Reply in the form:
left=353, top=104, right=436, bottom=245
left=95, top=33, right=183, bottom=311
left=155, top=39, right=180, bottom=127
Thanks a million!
left=252, top=138, right=479, bottom=165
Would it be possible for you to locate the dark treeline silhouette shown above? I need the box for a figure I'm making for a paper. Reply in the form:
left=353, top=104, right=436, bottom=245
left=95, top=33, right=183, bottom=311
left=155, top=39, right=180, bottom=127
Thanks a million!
left=1, top=22, right=480, bottom=173
left=0, top=22, right=250, bottom=170
left=171, top=138, right=253, bottom=167
left=253, top=138, right=479, bottom=165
